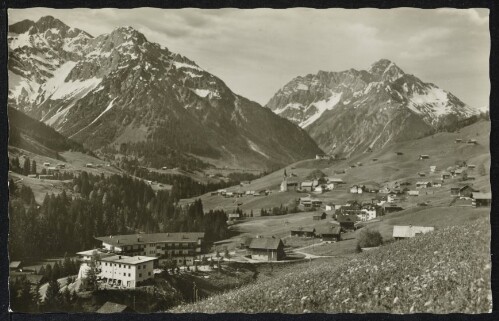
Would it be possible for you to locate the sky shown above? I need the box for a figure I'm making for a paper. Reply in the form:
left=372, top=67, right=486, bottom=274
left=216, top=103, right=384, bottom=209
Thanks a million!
left=9, top=8, right=490, bottom=108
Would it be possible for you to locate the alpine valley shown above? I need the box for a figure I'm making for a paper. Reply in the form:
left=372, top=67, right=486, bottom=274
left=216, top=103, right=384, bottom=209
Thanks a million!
left=266, top=59, right=483, bottom=155
left=8, top=16, right=322, bottom=170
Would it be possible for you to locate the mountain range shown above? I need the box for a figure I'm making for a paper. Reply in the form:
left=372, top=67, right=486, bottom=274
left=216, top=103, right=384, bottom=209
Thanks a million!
left=266, top=59, right=481, bottom=155
left=8, top=16, right=322, bottom=170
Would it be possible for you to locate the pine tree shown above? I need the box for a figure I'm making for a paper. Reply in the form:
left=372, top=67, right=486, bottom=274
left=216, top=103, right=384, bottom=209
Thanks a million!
left=85, top=250, right=100, bottom=291
left=23, top=157, right=31, bottom=175
left=44, top=278, right=61, bottom=311
left=31, top=160, right=37, bottom=175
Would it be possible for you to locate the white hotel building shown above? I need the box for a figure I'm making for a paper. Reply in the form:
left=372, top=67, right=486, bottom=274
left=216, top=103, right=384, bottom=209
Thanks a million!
left=77, top=250, right=157, bottom=288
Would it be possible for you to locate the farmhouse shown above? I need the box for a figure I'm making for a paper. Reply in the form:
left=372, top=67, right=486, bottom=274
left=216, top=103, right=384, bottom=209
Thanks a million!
left=430, top=166, right=437, bottom=172
left=328, top=178, right=345, bottom=185
left=472, top=192, right=491, bottom=207
left=419, top=154, right=430, bottom=160
left=468, top=164, right=476, bottom=169
left=336, top=214, right=357, bottom=231
left=454, top=169, right=467, bottom=178
left=418, top=172, right=426, bottom=177
left=290, top=227, right=316, bottom=237
left=455, top=138, right=463, bottom=143
left=312, top=212, right=327, bottom=220
left=379, top=187, right=391, bottom=194
left=315, top=225, right=341, bottom=242
left=247, top=237, right=285, bottom=261
left=407, top=190, right=419, bottom=196
left=363, top=184, right=380, bottom=193
left=416, top=181, right=431, bottom=189
left=300, top=180, right=317, bottom=191
left=467, top=139, right=478, bottom=145
left=85, top=163, right=94, bottom=168
left=95, top=232, right=205, bottom=266
left=393, top=225, right=434, bottom=240
left=9, top=261, right=22, bottom=271
left=359, top=207, right=377, bottom=221
left=315, top=154, right=331, bottom=160
left=441, top=172, right=451, bottom=180
left=451, top=185, right=476, bottom=198
left=334, top=169, right=346, bottom=174
left=350, top=185, right=363, bottom=194
left=280, top=178, right=299, bottom=192
left=432, top=182, right=442, bottom=188
left=228, top=213, right=241, bottom=221
left=314, top=185, right=325, bottom=194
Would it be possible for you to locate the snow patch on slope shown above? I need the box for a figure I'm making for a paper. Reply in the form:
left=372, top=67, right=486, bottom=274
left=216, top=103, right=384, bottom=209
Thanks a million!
left=247, top=139, right=269, bottom=159
left=300, top=92, right=342, bottom=128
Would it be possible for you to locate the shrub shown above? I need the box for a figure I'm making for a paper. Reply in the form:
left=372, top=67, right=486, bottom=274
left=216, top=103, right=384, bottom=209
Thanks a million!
left=357, top=229, right=383, bottom=249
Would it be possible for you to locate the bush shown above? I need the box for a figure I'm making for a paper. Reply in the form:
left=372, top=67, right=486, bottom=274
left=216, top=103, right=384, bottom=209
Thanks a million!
left=357, top=229, right=383, bottom=249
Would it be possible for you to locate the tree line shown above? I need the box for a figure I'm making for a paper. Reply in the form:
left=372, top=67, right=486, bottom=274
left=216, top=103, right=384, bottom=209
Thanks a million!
left=9, top=171, right=229, bottom=260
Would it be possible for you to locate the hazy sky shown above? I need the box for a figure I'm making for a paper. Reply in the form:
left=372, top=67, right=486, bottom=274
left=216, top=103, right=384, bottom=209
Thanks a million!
left=9, top=8, right=490, bottom=108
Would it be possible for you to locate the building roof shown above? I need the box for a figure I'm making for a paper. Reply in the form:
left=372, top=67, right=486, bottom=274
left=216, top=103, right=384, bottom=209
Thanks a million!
left=76, top=249, right=115, bottom=258
left=9, top=261, right=21, bottom=269
left=315, top=225, right=341, bottom=235
left=291, top=227, right=316, bottom=233
left=96, top=232, right=205, bottom=246
left=248, top=237, right=283, bottom=250
left=393, top=225, right=434, bottom=238
left=416, top=181, right=429, bottom=185
left=473, top=192, right=491, bottom=200
left=97, top=301, right=135, bottom=313
left=301, top=181, right=314, bottom=187
left=99, top=255, right=157, bottom=265
left=328, top=178, right=344, bottom=183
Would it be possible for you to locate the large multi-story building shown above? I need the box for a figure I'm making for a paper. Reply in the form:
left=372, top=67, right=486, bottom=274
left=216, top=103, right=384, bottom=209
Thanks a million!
left=94, top=232, right=205, bottom=266
left=76, top=250, right=157, bottom=288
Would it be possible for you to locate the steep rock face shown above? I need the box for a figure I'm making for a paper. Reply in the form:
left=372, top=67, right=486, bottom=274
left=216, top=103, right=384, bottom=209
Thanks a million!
left=266, top=59, right=478, bottom=155
left=8, top=17, right=322, bottom=169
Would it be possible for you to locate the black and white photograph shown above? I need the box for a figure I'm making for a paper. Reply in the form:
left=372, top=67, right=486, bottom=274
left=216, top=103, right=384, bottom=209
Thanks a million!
left=4, top=4, right=494, bottom=315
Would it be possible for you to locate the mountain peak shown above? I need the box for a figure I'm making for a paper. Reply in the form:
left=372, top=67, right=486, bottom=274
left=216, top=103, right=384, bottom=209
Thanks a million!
left=34, top=15, right=68, bottom=32
left=108, top=26, right=148, bottom=45
left=368, top=59, right=405, bottom=81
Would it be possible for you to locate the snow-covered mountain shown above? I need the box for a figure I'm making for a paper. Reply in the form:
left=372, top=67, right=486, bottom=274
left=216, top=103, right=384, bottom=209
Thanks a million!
left=266, top=59, right=480, bottom=155
left=8, top=16, right=322, bottom=170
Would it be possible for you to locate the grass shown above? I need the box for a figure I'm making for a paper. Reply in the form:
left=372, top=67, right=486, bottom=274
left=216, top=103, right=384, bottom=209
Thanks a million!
left=171, top=217, right=491, bottom=313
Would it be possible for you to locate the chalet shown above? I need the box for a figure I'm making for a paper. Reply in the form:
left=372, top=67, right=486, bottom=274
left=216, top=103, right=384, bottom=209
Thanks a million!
left=416, top=181, right=431, bottom=189
left=467, top=139, right=478, bottom=145
left=407, top=190, right=419, bottom=196
left=328, top=178, right=345, bottom=185
left=419, top=155, right=430, bottom=160
left=311, top=199, right=323, bottom=207
left=85, top=163, right=94, bottom=168
left=314, top=185, right=325, bottom=194
left=300, top=197, right=312, bottom=208
left=372, top=195, right=387, bottom=206
left=211, top=191, right=218, bottom=196
left=300, top=181, right=316, bottom=191
left=316, top=154, right=330, bottom=160
left=248, top=237, right=285, bottom=261
left=56, top=163, right=66, bottom=169
left=290, top=227, right=316, bottom=237
left=396, top=152, right=404, bottom=156
left=356, top=162, right=363, bottom=166
left=225, top=192, right=234, bottom=198
left=325, top=204, right=335, bottom=211
left=43, top=162, right=51, bottom=167
left=430, top=166, right=437, bottom=172
left=472, top=192, right=491, bottom=207
left=468, top=164, right=476, bottom=169
left=27, top=174, right=37, bottom=178
left=451, top=185, right=476, bottom=197
left=338, top=205, right=362, bottom=216
left=441, top=172, right=451, bottom=180
left=326, top=182, right=336, bottom=190
left=240, top=181, right=251, bottom=186
left=350, top=164, right=357, bottom=169
left=336, top=215, right=357, bottom=231
left=239, top=236, right=253, bottom=249
left=359, top=207, right=377, bottom=221
left=454, top=168, right=467, bottom=176
left=280, top=178, right=299, bottom=192
left=432, top=182, right=442, bottom=188
left=9, top=261, right=22, bottom=271
left=217, top=189, right=227, bottom=196
left=387, top=193, right=399, bottom=203
left=467, top=176, right=476, bottom=181
left=97, top=301, right=136, bottom=314
left=38, top=175, right=54, bottom=180
left=350, top=185, right=363, bottom=194
left=315, top=225, right=341, bottom=242
left=418, top=172, right=426, bottom=177
left=384, top=205, right=404, bottom=214
left=228, top=213, right=241, bottom=221
left=312, top=212, right=327, bottom=220
left=162, top=166, right=168, bottom=170
left=455, top=138, right=463, bottom=143
left=245, top=190, right=255, bottom=195
left=393, top=225, right=434, bottom=240
left=372, top=158, right=378, bottom=162
left=334, top=169, right=346, bottom=174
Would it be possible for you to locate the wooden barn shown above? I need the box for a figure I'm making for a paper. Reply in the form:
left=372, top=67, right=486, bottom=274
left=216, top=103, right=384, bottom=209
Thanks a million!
left=248, top=237, right=285, bottom=261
